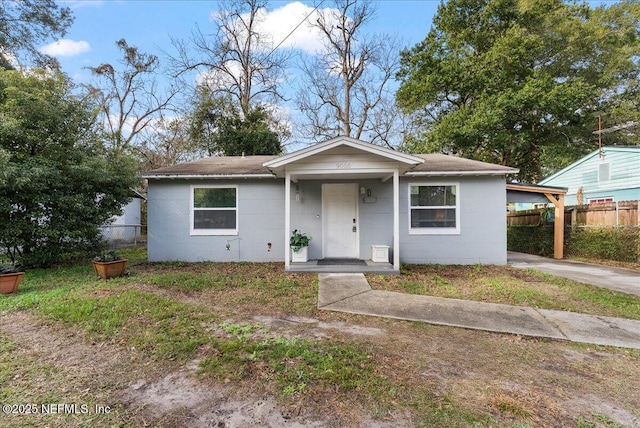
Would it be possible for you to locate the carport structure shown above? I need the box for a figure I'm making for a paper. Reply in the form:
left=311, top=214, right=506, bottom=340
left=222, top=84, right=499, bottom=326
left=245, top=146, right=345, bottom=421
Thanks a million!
left=506, top=183, right=568, bottom=259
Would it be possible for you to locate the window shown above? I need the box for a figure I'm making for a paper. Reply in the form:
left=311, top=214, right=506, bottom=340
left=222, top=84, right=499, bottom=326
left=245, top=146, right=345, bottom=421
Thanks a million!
left=588, top=197, right=613, bottom=204
left=598, top=163, right=610, bottom=182
left=409, top=184, right=460, bottom=234
left=191, top=185, right=238, bottom=235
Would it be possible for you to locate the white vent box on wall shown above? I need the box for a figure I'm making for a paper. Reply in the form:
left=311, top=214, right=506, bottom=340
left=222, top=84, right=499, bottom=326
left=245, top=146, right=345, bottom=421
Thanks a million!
left=371, top=245, right=390, bottom=263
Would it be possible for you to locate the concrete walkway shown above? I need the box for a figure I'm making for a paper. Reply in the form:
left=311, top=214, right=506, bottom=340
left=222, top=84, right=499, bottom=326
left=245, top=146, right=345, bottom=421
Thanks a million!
left=318, top=273, right=640, bottom=350
left=508, top=252, right=640, bottom=297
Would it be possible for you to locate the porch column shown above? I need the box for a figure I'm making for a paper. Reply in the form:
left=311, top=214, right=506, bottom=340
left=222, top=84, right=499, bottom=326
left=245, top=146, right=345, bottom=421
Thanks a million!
left=393, top=169, right=400, bottom=270
left=285, top=173, right=291, bottom=270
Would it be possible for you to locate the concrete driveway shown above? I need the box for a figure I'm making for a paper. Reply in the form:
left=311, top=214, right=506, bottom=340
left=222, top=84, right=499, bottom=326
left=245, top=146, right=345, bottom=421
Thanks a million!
left=508, top=252, right=640, bottom=297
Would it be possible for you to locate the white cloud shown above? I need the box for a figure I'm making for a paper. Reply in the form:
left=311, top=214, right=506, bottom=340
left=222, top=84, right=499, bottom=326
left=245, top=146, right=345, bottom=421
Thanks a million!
left=195, top=61, right=242, bottom=92
left=40, top=39, right=91, bottom=57
left=256, top=2, right=329, bottom=54
left=212, top=2, right=340, bottom=55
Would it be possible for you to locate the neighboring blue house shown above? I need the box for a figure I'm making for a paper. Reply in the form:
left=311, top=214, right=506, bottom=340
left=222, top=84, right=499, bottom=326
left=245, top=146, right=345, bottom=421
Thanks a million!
left=539, top=146, right=640, bottom=206
left=143, top=137, right=517, bottom=272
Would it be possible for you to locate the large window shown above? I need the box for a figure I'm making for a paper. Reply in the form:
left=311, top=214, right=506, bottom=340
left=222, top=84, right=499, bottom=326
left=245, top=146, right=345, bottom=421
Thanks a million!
left=191, top=185, right=238, bottom=235
left=409, top=184, right=460, bottom=234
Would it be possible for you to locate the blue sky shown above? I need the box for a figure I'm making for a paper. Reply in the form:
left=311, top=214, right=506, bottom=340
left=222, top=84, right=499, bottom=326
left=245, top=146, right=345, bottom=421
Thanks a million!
left=44, top=0, right=612, bottom=148
left=39, top=1, right=441, bottom=147
left=49, top=1, right=440, bottom=85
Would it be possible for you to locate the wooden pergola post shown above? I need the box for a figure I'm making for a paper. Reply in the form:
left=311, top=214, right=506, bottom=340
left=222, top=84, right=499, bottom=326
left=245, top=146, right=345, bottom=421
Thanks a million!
left=506, top=183, right=567, bottom=260
left=545, top=193, right=565, bottom=259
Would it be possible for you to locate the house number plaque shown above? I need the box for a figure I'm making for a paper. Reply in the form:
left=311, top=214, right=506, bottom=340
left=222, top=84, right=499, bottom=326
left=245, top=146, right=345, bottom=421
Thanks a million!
left=335, top=162, right=351, bottom=169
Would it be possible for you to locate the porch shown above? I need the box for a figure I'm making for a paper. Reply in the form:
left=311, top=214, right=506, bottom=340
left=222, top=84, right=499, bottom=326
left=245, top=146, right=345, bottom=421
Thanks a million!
left=262, top=137, right=427, bottom=273
left=287, top=259, right=398, bottom=274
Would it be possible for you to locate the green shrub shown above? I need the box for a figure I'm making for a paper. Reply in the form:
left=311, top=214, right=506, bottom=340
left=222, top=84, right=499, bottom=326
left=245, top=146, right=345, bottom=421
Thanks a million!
left=508, top=225, right=639, bottom=262
left=566, top=227, right=639, bottom=262
left=507, top=225, right=555, bottom=257
left=0, top=263, right=23, bottom=274
left=93, top=250, right=124, bottom=262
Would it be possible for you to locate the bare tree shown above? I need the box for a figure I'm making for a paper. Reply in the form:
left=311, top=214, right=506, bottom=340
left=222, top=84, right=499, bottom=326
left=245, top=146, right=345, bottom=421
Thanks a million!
left=85, top=39, right=178, bottom=150
left=137, top=116, right=201, bottom=172
left=296, top=0, right=402, bottom=147
left=170, top=0, right=290, bottom=118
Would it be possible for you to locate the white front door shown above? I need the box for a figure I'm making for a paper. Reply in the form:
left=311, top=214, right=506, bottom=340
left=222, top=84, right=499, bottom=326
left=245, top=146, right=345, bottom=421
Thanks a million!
left=322, top=183, right=359, bottom=258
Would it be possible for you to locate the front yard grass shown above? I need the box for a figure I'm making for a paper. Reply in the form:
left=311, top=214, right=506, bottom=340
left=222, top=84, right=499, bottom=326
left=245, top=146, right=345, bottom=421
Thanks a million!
left=1, top=250, right=639, bottom=427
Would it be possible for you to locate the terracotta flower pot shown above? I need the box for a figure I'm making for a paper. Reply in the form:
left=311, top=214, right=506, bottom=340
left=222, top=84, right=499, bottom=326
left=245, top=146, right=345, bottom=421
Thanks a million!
left=92, top=259, right=128, bottom=280
left=0, top=272, right=25, bottom=294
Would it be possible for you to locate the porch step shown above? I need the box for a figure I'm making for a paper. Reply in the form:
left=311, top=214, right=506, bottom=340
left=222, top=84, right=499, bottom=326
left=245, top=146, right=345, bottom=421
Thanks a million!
left=317, top=258, right=366, bottom=266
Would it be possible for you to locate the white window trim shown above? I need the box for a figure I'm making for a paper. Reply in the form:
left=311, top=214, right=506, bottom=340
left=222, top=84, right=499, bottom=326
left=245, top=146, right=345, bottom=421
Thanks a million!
left=408, top=182, right=461, bottom=235
left=190, top=184, right=238, bottom=236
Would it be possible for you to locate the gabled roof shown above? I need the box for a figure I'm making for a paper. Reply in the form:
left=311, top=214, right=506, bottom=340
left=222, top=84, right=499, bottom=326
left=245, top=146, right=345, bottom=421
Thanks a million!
left=406, top=154, right=518, bottom=176
left=262, top=136, right=424, bottom=169
left=142, top=155, right=277, bottom=179
left=143, top=138, right=519, bottom=179
left=539, top=146, right=640, bottom=185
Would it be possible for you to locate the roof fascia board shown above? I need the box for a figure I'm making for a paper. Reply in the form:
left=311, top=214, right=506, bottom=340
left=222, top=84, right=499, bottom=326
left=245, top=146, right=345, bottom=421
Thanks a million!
left=601, top=146, right=640, bottom=152
left=263, top=136, right=424, bottom=168
left=539, top=149, right=601, bottom=184
left=130, top=188, right=147, bottom=200
left=506, top=183, right=568, bottom=194
left=405, top=170, right=518, bottom=177
left=143, top=173, right=277, bottom=180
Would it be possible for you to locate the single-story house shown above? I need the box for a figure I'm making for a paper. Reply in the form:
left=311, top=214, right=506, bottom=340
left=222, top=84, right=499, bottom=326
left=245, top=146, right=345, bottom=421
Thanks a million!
left=539, top=146, right=640, bottom=206
left=143, top=137, right=518, bottom=272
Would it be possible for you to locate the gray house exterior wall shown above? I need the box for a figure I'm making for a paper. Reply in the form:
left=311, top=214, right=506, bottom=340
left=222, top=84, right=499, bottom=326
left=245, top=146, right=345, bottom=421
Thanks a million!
left=147, top=179, right=285, bottom=262
left=287, top=179, right=394, bottom=261
left=147, top=175, right=507, bottom=265
left=399, top=176, right=507, bottom=264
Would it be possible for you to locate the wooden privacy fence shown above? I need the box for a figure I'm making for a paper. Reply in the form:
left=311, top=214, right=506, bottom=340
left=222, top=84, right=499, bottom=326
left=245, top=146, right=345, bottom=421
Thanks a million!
left=508, top=200, right=640, bottom=228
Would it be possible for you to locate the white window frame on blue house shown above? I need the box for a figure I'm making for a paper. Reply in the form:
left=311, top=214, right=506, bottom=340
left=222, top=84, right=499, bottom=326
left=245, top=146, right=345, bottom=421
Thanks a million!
left=190, top=184, right=238, bottom=236
left=408, top=182, right=460, bottom=235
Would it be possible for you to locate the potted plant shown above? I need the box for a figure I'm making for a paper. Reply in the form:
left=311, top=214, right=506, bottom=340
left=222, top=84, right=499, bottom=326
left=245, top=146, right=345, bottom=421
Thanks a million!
left=92, top=250, right=128, bottom=280
left=0, top=263, right=25, bottom=294
left=290, top=229, right=311, bottom=262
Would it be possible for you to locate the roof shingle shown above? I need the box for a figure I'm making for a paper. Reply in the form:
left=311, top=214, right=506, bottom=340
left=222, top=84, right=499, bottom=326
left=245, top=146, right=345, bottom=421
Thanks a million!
left=143, top=153, right=517, bottom=177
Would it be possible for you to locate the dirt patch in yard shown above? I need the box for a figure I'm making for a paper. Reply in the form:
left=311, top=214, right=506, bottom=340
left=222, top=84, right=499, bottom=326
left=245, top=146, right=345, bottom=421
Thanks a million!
left=0, top=311, right=405, bottom=427
left=121, top=362, right=328, bottom=428
left=0, top=312, right=330, bottom=427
